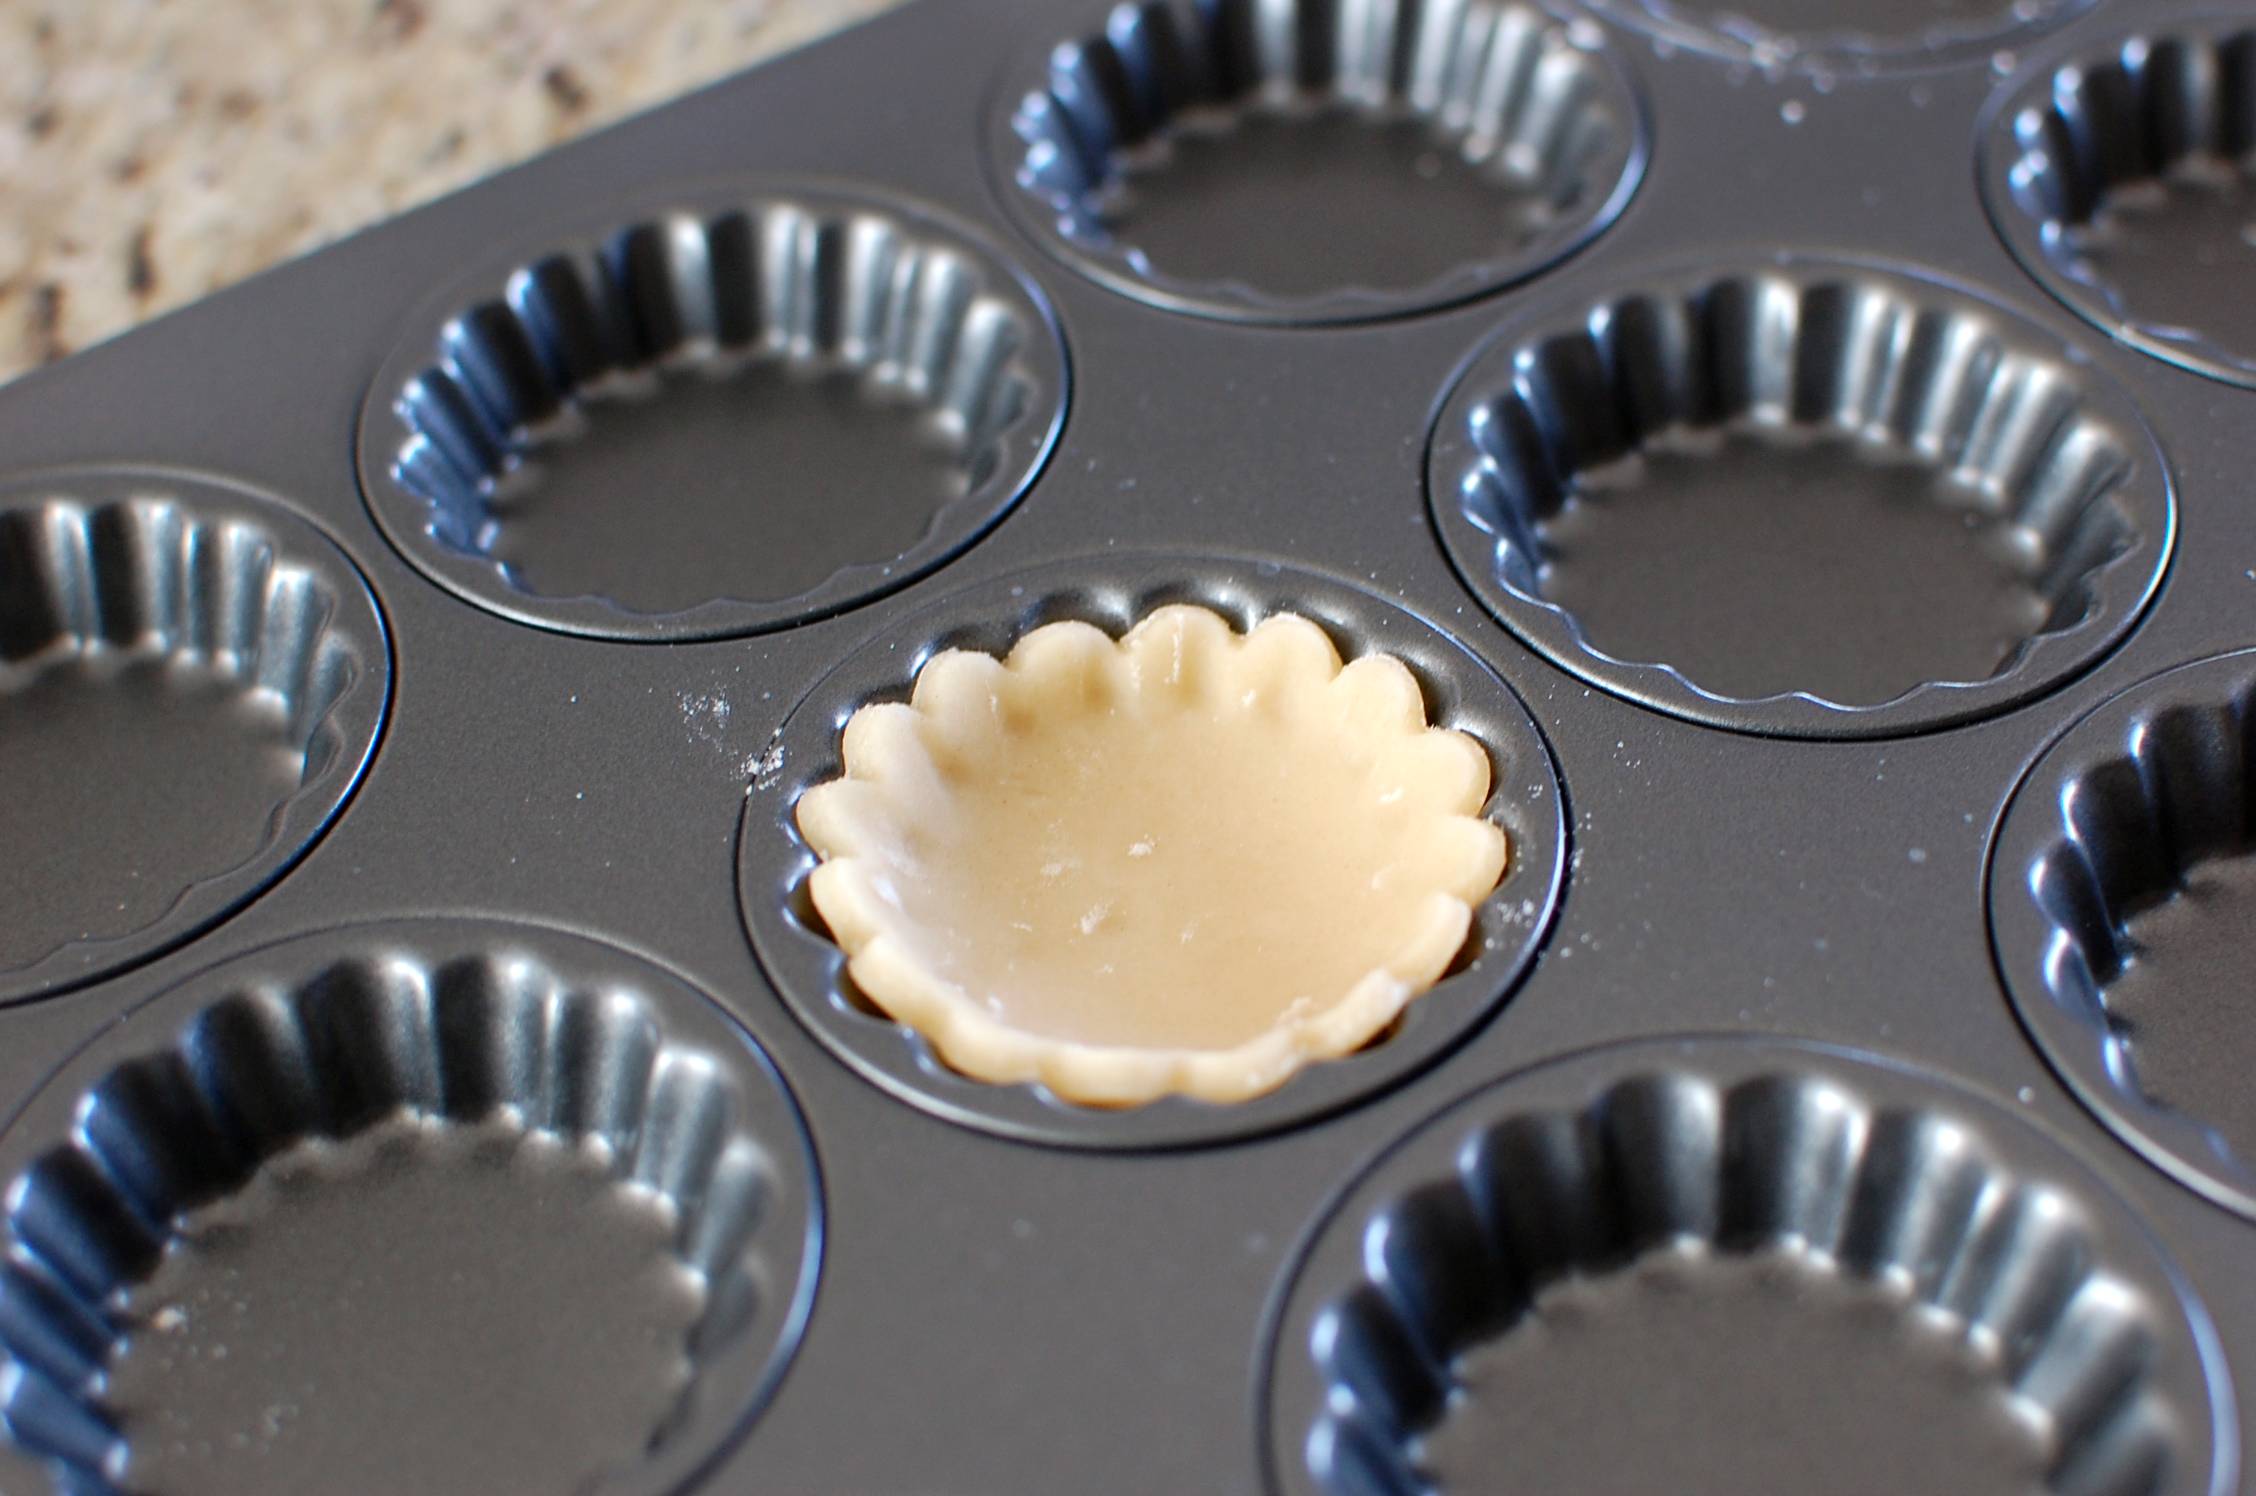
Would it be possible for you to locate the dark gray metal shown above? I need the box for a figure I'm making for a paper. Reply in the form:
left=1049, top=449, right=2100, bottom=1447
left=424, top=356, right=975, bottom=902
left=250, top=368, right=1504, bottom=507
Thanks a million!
left=0, top=467, right=389, bottom=1005
left=986, top=0, right=1649, bottom=324
left=737, top=552, right=1567, bottom=1148
left=1981, top=8, right=2256, bottom=391
left=0, top=919, right=821, bottom=1496
left=1262, top=1036, right=2236, bottom=1495
left=1991, top=648, right=2256, bottom=1223
left=0, top=0, right=2255, bottom=1490
left=357, top=182, right=1068, bottom=641
left=1427, top=253, right=2176, bottom=738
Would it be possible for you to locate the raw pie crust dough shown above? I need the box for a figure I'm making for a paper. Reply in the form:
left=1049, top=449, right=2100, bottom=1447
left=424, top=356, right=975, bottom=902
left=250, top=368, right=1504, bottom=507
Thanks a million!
left=796, top=605, right=1508, bottom=1105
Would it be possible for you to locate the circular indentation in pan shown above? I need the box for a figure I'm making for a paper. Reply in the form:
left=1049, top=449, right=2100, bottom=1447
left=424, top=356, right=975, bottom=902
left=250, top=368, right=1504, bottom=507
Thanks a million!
left=0, top=919, right=821, bottom=1496
left=738, top=553, right=1566, bottom=1149
left=1584, top=0, right=2089, bottom=75
left=1984, top=15, right=2256, bottom=389
left=1992, top=649, right=2256, bottom=1220
left=358, top=185, right=1067, bottom=641
left=0, top=469, right=388, bottom=1005
left=1428, top=257, right=2173, bottom=738
left=1263, top=1037, right=2235, bottom=1496
left=988, top=0, right=1645, bottom=325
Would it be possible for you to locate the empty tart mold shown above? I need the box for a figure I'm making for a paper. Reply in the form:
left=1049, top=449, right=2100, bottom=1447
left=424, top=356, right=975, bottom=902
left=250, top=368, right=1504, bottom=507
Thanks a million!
left=357, top=185, right=1067, bottom=641
left=1264, top=1037, right=2234, bottom=1496
left=0, top=919, right=821, bottom=1496
left=1985, top=15, right=2256, bottom=389
left=990, top=0, right=1645, bottom=323
left=0, top=469, right=387, bottom=1005
left=1993, top=649, right=2256, bottom=1221
left=740, top=555, right=1565, bottom=1148
left=1583, top=0, right=2088, bottom=76
left=1427, top=257, right=2173, bottom=738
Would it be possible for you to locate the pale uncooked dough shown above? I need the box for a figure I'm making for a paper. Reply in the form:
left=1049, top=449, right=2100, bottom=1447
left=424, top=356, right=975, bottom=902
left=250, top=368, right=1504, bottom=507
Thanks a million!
left=796, top=605, right=1508, bottom=1105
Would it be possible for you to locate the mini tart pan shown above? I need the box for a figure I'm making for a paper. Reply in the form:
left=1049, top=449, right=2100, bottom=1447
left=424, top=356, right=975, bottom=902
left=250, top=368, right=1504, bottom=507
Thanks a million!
left=0, top=919, right=821, bottom=1496
left=1579, top=0, right=2090, bottom=76
left=1983, top=12, right=2256, bottom=389
left=738, top=553, right=1567, bottom=1149
left=1263, top=1037, right=2234, bottom=1496
left=356, top=183, right=1067, bottom=641
left=0, top=469, right=388, bottom=1005
left=1427, top=255, right=2173, bottom=738
left=1991, top=649, right=2256, bottom=1221
left=987, top=0, right=1646, bottom=324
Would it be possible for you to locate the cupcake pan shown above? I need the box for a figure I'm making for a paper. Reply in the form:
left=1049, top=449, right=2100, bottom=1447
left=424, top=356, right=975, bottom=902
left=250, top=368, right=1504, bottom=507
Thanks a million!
left=1984, top=12, right=2256, bottom=389
left=989, top=0, right=1648, bottom=323
left=1427, top=256, right=2172, bottom=737
left=1992, top=650, right=2256, bottom=1223
left=0, top=469, right=387, bottom=1005
left=1264, top=1039, right=2229, bottom=1496
left=357, top=185, right=1067, bottom=641
left=8, top=0, right=2256, bottom=1488
left=0, top=920, right=819, bottom=1496
left=738, top=552, right=1566, bottom=1147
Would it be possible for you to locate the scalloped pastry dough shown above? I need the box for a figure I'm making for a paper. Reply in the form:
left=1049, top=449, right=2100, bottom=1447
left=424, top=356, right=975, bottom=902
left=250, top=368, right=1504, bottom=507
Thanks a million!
left=795, top=605, right=1508, bottom=1105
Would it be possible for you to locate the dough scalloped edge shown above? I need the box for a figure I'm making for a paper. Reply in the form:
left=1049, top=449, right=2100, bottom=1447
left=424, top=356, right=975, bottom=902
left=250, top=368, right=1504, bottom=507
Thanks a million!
left=795, top=604, right=1509, bottom=1107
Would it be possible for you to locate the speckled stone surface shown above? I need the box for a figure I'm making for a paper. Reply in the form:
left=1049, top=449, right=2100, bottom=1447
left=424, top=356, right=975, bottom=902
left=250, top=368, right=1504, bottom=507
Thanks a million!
left=0, top=0, right=906, bottom=386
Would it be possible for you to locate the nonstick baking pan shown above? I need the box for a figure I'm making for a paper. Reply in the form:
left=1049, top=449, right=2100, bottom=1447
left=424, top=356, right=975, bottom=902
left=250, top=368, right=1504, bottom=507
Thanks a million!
left=1, top=1, right=2254, bottom=1492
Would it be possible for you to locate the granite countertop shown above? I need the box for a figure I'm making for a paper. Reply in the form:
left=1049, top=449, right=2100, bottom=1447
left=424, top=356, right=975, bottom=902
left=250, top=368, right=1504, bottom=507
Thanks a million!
left=0, top=0, right=905, bottom=386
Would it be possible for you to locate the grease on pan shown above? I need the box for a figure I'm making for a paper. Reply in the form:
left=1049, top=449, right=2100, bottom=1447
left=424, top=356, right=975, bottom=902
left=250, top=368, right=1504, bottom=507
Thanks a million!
left=795, top=604, right=1507, bottom=1107
left=1985, top=17, right=2256, bottom=389
left=1994, top=650, right=2256, bottom=1221
left=0, top=922, right=821, bottom=1496
left=995, top=0, right=1644, bottom=323
left=358, top=189, right=1066, bottom=641
left=1427, top=258, right=2172, bottom=738
left=0, top=473, right=387, bottom=1004
left=1265, top=1040, right=2231, bottom=1496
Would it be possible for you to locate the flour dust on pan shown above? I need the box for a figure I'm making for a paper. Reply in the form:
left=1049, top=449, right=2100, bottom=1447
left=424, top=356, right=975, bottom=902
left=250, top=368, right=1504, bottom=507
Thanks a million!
left=741, top=553, right=1567, bottom=1149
